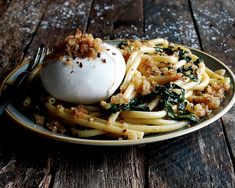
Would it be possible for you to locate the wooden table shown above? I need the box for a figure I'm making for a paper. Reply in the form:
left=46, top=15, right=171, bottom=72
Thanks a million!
left=0, top=0, right=235, bottom=187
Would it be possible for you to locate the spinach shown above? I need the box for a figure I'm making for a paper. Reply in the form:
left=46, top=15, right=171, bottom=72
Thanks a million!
left=174, top=114, right=198, bottom=122
left=164, top=100, right=175, bottom=118
left=195, top=57, right=203, bottom=66
left=155, top=46, right=163, bottom=53
left=118, top=41, right=128, bottom=49
left=158, top=83, right=185, bottom=118
left=149, top=83, right=198, bottom=122
left=121, top=97, right=150, bottom=111
left=101, top=83, right=198, bottom=122
left=155, top=47, right=174, bottom=55
left=105, top=97, right=150, bottom=113
left=108, top=103, right=121, bottom=113
left=178, top=49, right=191, bottom=62
left=177, top=65, right=198, bottom=82
left=178, top=101, right=186, bottom=113
left=178, top=49, right=185, bottom=59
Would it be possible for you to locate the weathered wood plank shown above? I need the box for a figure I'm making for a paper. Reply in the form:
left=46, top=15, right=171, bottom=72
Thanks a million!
left=0, top=1, right=54, bottom=185
left=0, top=0, right=12, bottom=17
left=0, top=0, right=48, bottom=82
left=51, top=1, right=145, bottom=187
left=144, top=0, right=199, bottom=48
left=53, top=146, right=145, bottom=188
left=144, top=0, right=235, bottom=187
left=0, top=117, right=56, bottom=188
left=189, top=0, right=235, bottom=69
left=0, top=0, right=94, bottom=187
left=0, top=1, right=234, bottom=188
left=27, top=0, right=93, bottom=56
left=87, top=0, right=143, bottom=39
left=189, top=0, right=235, bottom=161
left=146, top=123, right=235, bottom=187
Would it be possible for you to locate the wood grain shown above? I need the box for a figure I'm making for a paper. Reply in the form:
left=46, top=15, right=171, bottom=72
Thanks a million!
left=0, top=0, right=93, bottom=187
left=26, top=0, right=93, bottom=56
left=189, top=0, right=235, bottom=69
left=0, top=117, right=56, bottom=188
left=190, top=0, right=235, bottom=162
left=0, top=0, right=235, bottom=187
left=144, top=0, right=199, bottom=48
left=51, top=1, right=145, bottom=187
left=52, top=146, right=145, bottom=188
left=146, top=123, right=235, bottom=187
left=0, top=0, right=48, bottom=82
left=0, top=0, right=12, bottom=17
left=87, top=0, right=143, bottom=39
left=144, top=0, right=235, bottom=187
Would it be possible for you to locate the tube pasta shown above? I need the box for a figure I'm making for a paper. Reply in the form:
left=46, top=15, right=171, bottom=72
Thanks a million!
left=23, top=97, right=31, bottom=107
left=47, top=96, right=56, bottom=104
left=192, top=72, right=209, bottom=91
left=125, top=121, right=189, bottom=133
left=148, top=38, right=169, bottom=46
left=152, top=55, right=178, bottom=64
left=45, top=103, right=144, bottom=139
left=175, top=60, right=187, bottom=69
left=206, top=67, right=225, bottom=80
left=71, top=128, right=106, bottom=137
left=139, top=46, right=155, bottom=54
left=108, top=84, right=135, bottom=122
left=147, top=97, right=160, bottom=111
left=188, top=54, right=199, bottom=61
left=173, top=45, right=190, bottom=52
left=46, top=103, right=189, bottom=136
left=148, top=75, right=181, bottom=85
left=123, top=118, right=179, bottom=125
left=182, top=81, right=199, bottom=90
left=126, top=51, right=139, bottom=72
left=124, top=55, right=142, bottom=83
left=121, top=110, right=167, bottom=119
left=23, top=38, right=231, bottom=140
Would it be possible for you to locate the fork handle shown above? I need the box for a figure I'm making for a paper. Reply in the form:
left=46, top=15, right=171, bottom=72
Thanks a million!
left=0, top=100, right=9, bottom=115
left=0, top=72, right=29, bottom=115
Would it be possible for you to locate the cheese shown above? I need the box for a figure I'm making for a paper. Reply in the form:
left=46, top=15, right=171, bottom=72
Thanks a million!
left=40, top=43, right=126, bottom=104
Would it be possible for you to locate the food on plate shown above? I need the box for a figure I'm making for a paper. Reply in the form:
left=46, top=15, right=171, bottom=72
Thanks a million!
left=40, top=30, right=126, bottom=104
left=18, top=29, right=231, bottom=140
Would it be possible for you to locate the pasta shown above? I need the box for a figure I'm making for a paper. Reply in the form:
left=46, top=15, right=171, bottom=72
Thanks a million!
left=19, top=39, right=231, bottom=140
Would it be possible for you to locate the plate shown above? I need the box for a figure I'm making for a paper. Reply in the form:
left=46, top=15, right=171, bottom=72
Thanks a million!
left=1, top=42, right=235, bottom=146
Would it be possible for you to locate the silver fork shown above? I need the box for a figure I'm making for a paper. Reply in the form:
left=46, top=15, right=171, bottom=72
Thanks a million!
left=0, top=46, right=49, bottom=115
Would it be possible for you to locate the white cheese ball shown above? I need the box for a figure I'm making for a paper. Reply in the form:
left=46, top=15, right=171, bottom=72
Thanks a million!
left=40, top=43, right=126, bottom=104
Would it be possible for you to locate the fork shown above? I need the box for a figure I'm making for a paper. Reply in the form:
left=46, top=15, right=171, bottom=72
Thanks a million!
left=0, top=46, right=49, bottom=115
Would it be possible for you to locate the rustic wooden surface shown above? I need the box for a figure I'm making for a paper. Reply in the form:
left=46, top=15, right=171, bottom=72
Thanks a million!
left=0, top=0, right=235, bottom=187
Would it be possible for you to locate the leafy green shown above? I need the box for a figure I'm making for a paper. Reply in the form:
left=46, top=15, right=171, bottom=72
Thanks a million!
left=106, top=97, right=150, bottom=114
left=164, top=100, right=175, bottom=118
left=174, top=114, right=198, bottom=122
left=155, top=47, right=174, bottom=55
left=101, top=83, right=198, bottom=122
left=195, top=57, right=203, bottom=66
left=178, top=49, right=191, bottom=62
left=177, top=65, right=198, bottom=82
left=118, top=41, right=128, bottom=49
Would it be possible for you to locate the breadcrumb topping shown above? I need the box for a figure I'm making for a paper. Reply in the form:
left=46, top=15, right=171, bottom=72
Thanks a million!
left=71, top=105, right=89, bottom=118
left=45, top=29, right=104, bottom=63
left=65, top=29, right=104, bottom=59
left=186, top=80, right=229, bottom=117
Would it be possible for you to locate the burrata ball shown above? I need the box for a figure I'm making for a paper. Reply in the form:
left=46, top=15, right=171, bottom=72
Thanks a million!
left=40, top=43, right=126, bottom=104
